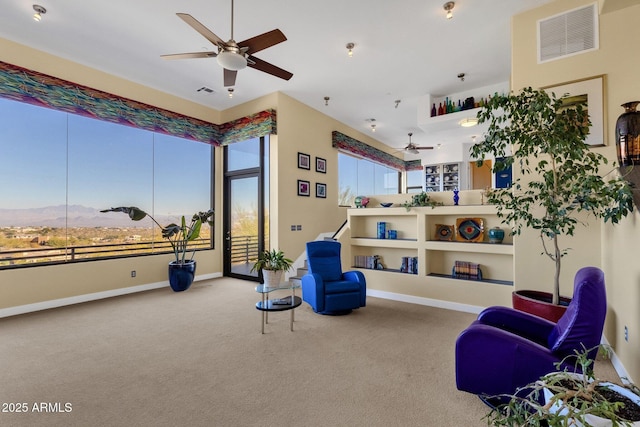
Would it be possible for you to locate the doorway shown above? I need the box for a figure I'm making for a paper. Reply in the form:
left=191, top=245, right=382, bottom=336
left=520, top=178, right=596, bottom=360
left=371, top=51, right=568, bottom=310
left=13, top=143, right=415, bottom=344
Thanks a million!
left=223, top=137, right=269, bottom=280
left=469, top=159, right=492, bottom=190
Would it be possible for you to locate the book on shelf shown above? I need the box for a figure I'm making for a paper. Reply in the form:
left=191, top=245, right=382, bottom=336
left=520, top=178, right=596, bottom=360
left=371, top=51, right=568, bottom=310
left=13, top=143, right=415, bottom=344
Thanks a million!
left=354, top=255, right=382, bottom=270
left=452, top=260, right=482, bottom=281
left=400, top=256, right=418, bottom=275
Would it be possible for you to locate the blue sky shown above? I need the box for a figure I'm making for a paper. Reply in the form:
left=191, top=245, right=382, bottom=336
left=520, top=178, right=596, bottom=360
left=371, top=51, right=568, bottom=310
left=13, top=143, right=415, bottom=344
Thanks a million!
left=1, top=97, right=211, bottom=216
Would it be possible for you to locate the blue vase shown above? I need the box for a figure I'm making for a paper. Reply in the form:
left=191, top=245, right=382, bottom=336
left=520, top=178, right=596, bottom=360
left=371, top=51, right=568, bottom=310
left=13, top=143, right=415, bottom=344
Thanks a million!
left=377, top=222, right=386, bottom=239
left=488, top=227, right=505, bottom=244
left=168, top=260, right=196, bottom=292
left=453, top=190, right=460, bottom=206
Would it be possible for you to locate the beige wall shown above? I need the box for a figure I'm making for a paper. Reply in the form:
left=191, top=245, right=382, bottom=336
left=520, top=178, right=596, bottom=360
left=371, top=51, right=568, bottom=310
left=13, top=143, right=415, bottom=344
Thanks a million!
left=512, top=0, right=640, bottom=381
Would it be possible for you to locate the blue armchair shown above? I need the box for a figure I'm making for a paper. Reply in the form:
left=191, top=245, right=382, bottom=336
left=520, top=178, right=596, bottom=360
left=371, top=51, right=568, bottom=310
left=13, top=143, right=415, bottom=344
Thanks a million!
left=455, top=266, right=607, bottom=398
left=301, top=241, right=366, bottom=315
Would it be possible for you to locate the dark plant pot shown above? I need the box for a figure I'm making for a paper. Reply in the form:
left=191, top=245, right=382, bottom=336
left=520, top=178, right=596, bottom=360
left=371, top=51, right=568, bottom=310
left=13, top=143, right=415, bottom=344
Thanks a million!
left=168, top=260, right=196, bottom=292
left=512, top=290, right=571, bottom=323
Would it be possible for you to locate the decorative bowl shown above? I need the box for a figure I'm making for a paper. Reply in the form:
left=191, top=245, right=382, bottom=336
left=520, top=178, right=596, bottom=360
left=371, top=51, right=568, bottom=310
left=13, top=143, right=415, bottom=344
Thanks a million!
left=380, top=203, right=393, bottom=208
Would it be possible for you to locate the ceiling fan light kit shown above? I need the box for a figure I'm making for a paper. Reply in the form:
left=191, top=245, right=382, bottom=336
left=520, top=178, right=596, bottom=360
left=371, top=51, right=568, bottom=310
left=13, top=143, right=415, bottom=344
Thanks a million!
left=217, top=50, right=247, bottom=71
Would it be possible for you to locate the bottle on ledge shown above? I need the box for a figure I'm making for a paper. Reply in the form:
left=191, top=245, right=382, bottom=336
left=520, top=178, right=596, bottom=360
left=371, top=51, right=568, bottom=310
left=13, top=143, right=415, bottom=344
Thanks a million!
left=431, top=103, right=437, bottom=117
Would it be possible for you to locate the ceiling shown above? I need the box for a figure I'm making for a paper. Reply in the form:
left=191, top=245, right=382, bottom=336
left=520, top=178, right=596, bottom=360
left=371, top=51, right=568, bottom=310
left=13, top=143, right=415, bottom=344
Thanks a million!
left=0, top=0, right=551, bottom=161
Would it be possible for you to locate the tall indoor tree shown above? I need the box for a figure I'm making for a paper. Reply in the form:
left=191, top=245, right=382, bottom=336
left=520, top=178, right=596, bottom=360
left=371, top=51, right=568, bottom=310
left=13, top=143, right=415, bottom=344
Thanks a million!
left=471, top=87, right=634, bottom=305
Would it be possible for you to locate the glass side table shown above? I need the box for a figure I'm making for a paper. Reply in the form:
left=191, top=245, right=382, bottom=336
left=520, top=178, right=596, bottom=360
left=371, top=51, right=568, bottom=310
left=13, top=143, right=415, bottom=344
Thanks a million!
left=255, top=282, right=302, bottom=334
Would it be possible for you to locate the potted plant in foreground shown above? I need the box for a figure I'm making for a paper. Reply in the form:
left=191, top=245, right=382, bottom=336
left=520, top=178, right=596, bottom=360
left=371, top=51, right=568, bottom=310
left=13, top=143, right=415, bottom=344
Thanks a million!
left=486, top=346, right=640, bottom=426
left=471, top=87, right=634, bottom=321
left=250, top=249, right=293, bottom=287
left=101, top=206, right=214, bottom=292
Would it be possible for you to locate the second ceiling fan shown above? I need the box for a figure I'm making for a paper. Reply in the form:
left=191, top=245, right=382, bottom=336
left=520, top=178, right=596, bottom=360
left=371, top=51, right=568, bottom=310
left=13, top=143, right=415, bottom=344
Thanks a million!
left=401, top=133, right=433, bottom=154
left=161, top=0, right=293, bottom=87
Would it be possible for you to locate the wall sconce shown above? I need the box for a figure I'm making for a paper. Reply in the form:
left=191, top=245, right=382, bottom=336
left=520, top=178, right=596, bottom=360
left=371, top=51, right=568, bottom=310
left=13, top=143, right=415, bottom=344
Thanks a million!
left=443, top=2, right=455, bottom=20
left=346, top=43, right=355, bottom=57
left=33, top=4, right=46, bottom=22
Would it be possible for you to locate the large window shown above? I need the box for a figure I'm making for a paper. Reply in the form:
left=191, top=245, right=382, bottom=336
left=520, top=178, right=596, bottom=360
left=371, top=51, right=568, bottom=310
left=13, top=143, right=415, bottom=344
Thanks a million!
left=0, top=98, right=214, bottom=268
left=338, top=152, right=400, bottom=206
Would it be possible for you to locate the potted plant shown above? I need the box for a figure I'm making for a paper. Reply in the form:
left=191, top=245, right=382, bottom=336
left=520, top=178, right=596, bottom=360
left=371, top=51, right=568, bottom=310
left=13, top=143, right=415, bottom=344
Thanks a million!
left=101, top=206, right=214, bottom=292
left=471, top=87, right=634, bottom=320
left=485, top=346, right=640, bottom=426
left=401, top=191, right=443, bottom=211
left=250, top=249, right=294, bottom=287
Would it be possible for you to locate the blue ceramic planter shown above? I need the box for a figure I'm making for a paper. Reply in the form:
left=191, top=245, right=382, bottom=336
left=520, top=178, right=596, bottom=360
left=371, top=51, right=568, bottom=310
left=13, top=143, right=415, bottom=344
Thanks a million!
left=168, top=260, right=196, bottom=292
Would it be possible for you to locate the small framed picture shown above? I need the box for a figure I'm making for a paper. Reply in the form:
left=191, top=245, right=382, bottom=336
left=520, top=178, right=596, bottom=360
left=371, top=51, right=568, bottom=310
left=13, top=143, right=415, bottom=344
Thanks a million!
left=298, top=152, right=310, bottom=170
left=316, top=183, right=327, bottom=198
left=298, top=179, right=310, bottom=196
left=316, top=157, right=327, bottom=173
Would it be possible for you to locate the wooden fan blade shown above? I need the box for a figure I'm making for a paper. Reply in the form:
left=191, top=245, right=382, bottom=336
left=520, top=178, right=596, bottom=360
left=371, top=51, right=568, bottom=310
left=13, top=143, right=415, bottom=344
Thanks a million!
left=239, top=29, right=287, bottom=55
left=247, top=56, right=293, bottom=81
left=224, top=69, right=237, bottom=87
left=177, top=13, right=225, bottom=47
left=416, top=147, right=434, bottom=150
left=161, top=51, right=217, bottom=60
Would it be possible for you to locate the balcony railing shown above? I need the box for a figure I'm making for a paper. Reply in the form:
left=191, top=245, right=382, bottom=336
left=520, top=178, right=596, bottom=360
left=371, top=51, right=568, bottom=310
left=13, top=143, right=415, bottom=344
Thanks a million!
left=0, top=239, right=211, bottom=269
left=0, top=234, right=263, bottom=270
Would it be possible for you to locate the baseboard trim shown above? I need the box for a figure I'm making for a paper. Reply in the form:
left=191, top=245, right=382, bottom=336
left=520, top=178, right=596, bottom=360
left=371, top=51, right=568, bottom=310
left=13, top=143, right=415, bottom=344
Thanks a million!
left=367, top=289, right=484, bottom=315
left=0, top=272, right=223, bottom=319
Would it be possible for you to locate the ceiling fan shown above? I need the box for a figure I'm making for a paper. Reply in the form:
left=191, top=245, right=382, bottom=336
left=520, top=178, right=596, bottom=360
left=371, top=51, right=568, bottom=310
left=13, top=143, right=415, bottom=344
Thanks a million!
left=399, top=133, right=434, bottom=154
left=161, top=0, right=293, bottom=87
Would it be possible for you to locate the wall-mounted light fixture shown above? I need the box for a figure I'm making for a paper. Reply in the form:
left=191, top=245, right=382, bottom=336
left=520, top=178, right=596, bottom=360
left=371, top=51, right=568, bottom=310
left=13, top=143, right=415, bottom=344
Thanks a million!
left=33, top=4, right=46, bottom=22
left=346, top=42, right=355, bottom=57
left=443, top=2, right=455, bottom=20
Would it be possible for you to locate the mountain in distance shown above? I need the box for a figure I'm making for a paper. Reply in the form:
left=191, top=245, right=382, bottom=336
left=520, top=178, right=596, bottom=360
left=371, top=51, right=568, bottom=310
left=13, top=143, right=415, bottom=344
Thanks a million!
left=0, top=205, right=176, bottom=228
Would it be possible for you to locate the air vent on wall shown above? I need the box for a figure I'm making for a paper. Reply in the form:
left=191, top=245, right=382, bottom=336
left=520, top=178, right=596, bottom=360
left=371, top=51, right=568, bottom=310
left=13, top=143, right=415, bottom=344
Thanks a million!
left=537, top=3, right=598, bottom=63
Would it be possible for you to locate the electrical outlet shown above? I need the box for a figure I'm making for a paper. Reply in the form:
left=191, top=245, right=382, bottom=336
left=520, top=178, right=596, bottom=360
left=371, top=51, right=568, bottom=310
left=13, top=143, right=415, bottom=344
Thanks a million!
left=131, top=270, right=136, bottom=278
left=624, top=326, right=629, bottom=342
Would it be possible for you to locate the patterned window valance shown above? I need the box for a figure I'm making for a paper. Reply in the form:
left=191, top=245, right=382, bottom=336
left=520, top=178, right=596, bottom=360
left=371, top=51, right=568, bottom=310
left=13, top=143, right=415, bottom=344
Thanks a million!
left=0, top=61, right=275, bottom=145
left=332, top=131, right=422, bottom=171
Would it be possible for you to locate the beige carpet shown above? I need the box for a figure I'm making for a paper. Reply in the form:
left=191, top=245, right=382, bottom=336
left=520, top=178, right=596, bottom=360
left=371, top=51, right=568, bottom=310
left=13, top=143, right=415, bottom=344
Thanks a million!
left=0, top=278, right=617, bottom=427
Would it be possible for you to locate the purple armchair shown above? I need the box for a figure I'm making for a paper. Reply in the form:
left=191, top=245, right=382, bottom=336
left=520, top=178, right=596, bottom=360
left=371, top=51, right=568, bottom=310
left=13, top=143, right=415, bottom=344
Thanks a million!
left=455, top=266, right=607, bottom=398
left=302, top=240, right=366, bottom=315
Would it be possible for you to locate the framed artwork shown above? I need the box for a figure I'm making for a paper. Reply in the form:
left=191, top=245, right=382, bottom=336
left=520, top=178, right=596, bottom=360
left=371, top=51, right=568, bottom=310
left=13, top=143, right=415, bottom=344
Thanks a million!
left=298, top=152, right=310, bottom=170
left=297, top=179, right=310, bottom=196
left=316, top=157, right=327, bottom=173
left=316, top=183, right=326, bottom=198
left=541, top=75, right=606, bottom=147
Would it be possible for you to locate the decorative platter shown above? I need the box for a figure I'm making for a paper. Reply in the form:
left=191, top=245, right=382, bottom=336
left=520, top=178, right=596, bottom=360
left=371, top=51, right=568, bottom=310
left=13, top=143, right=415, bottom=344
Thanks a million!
left=435, top=224, right=454, bottom=241
left=455, top=218, right=484, bottom=242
